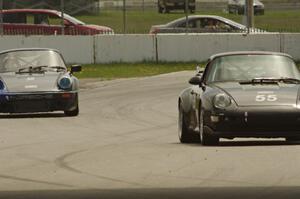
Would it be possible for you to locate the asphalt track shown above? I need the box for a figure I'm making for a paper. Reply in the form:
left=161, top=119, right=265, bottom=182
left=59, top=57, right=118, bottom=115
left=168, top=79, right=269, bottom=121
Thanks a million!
left=1, top=71, right=300, bottom=199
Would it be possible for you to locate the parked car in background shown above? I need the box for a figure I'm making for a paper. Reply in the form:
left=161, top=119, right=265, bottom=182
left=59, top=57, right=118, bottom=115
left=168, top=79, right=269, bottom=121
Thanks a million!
left=228, top=0, right=265, bottom=15
left=178, top=51, right=300, bottom=145
left=0, top=9, right=114, bottom=35
left=150, top=15, right=254, bottom=34
left=0, top=48, right=81, bottom=116
left=158, top=0, right=195, bottom=13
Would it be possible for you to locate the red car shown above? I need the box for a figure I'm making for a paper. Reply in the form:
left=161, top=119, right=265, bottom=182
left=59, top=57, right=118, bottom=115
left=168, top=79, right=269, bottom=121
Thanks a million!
left=0, top=9, right=114, bottom=35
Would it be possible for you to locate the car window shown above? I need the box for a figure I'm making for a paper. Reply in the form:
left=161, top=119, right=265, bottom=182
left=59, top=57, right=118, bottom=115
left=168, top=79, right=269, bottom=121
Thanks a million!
left=214, top=20, right=233, bottom=31
left=177, top=19, right=201, bottom=28
left=0, top=50, right=66, bottom=73
left=3, top=13, right=26, bottom=24
left=3, top=12, right=50, bottom=25
left=48, top=14, right=63, bottom=26
left=33, top=14, right=50, bottom=25
left=202, top=18, right=219, bottom=29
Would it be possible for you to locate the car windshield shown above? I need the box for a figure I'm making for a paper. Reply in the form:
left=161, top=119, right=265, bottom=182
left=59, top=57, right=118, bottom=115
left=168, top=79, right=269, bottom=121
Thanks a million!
left=60, top=12, right=85, bottom=25
left=206, top=54, right=300, bottom=83
left=0, top=50, right=66, bottom=73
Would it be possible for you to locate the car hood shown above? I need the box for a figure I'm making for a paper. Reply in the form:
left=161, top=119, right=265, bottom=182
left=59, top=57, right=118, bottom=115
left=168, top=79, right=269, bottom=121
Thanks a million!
left=84, top=24, right=113, bottom=32
left=1, top=72, right=62, bottom=92
left=213, top=82, right=300, bottom=107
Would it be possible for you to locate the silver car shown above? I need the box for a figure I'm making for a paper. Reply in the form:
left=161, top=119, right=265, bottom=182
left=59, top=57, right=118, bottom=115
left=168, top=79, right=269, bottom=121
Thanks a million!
left=0, top=48, right=81, bottom=116
left=150, top=15, right=250, bottom=34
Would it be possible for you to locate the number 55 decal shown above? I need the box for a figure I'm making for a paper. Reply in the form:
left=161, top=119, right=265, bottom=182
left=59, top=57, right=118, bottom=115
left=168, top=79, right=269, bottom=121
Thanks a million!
left=256, top=94, right=277, bottom=102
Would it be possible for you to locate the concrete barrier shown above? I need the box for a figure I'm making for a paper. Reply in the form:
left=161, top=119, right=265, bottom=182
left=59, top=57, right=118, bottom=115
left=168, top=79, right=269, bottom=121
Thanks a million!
left=0, top=36, right=94, bottom=64
left=0, top=33, right=299, bottom=64
left=282, top=33, right=300, bottom=60
left=156, top=33, right=281, bottom=62
left=94, top=34, right=156, bottom=63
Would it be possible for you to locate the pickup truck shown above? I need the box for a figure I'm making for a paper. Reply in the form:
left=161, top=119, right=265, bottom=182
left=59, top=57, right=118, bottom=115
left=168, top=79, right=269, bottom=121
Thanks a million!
left=158, top=0, right=196, bottom=13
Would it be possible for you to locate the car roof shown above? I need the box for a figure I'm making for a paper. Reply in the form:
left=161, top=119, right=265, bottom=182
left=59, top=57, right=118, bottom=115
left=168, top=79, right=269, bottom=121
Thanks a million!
left=209, top=51, right=293, bottom=61
left=0, top=48, right=61, bottom=55
left=167, top=15, right=245, bottom=29
left=1, top=9, right=60, bottom=15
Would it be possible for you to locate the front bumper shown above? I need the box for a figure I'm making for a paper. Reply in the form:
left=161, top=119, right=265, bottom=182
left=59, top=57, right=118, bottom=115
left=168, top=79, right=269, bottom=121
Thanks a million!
left=205, top=106, right=300, bottom=138
left=0, top=91, right=78, bottom=113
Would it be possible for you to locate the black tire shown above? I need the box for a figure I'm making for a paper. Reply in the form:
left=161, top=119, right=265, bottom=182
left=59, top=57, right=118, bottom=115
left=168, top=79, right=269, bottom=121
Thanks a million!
left=158, top=6, right=163, bottom=13
left=178, top=103, right=196, bottom=143
left=199, top=108, right=219, bottom=146
left=64, top=103, right=79, bottom=116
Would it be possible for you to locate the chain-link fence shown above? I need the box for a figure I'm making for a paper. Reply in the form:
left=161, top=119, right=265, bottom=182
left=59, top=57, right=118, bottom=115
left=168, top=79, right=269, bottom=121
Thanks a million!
left=98, top=0, right=300, bottom=11
left=2, top=0, right=99, bottom=15
left=0, top=0, right=300, bottom=35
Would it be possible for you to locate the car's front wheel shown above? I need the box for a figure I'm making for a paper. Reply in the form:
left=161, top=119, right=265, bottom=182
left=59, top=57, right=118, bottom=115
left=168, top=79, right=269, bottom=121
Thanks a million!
left=178, top=103, right=197, bottom=143
left=199, top=108, right=219, bottom=146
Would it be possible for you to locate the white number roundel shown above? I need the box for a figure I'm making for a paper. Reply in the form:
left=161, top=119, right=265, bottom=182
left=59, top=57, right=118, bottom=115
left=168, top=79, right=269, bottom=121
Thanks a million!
left=255, top=94, right=277, bottom=102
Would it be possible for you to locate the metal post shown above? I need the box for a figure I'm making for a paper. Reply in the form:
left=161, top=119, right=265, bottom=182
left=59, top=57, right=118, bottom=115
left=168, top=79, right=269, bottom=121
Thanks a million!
left=61, top=0, right=65, bottom=35
left=247, top=0, right=254, bottom=32
left=185, top=0, right=188, bottom=33
left=0, top=0, right=3, bottom=36
left=123, top=0, right=126, bottom=34
left=142, top=0, right=145, bottom=12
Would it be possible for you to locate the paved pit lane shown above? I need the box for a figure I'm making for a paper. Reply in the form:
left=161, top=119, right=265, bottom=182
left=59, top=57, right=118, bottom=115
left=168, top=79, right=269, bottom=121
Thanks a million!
left=1, top=71, right=300, bottom=199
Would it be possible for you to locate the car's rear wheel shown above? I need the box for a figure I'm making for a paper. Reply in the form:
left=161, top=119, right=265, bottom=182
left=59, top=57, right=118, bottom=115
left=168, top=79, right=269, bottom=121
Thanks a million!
left=158, top=6, right=163, bottom=13
left=178, top=103, right=197, bottom=143
left=199, top=108, right=219, bottom=146
left=64, top=102, right=79, bottom=117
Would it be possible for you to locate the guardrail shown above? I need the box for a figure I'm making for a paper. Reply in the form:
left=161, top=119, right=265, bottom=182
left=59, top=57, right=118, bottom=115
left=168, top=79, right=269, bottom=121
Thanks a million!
left=0, top=33, right=300, bottom=64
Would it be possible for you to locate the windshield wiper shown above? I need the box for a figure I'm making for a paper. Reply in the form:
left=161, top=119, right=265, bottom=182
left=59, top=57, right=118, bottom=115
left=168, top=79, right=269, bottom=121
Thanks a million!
left=239, top=77, right=300, bottom=85
left=278, top=77, right=300, bottom=84
left=49, top=66, right=66, bottom=72
left=239, top=78, right=279, bottom=85
left=17, top=66, right=48, bottom=74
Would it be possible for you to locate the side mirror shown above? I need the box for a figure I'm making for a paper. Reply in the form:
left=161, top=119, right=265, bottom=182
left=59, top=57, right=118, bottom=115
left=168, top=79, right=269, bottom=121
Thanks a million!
left=195, top=65, right=204, bottom=77
left=189, top=76, right=202, bottom=85
left=70, top=65, right=82, bottom=74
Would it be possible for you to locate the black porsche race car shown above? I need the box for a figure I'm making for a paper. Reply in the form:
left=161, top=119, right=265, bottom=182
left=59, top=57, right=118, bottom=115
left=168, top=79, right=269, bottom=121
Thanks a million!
left=178, top=51, right=300, bottom=145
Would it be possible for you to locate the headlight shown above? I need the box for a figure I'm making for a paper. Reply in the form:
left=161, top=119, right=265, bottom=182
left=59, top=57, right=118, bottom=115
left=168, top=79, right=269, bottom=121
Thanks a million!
left=58, top=77, right=72, bottom=90
left=213, top=93, right=231, bottom=109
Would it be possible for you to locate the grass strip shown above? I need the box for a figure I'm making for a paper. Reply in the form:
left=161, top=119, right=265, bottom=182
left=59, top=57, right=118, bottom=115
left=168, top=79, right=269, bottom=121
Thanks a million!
left=74, top=62, right=300, bottom=79
left=74, top=62, right=199, bottom=79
